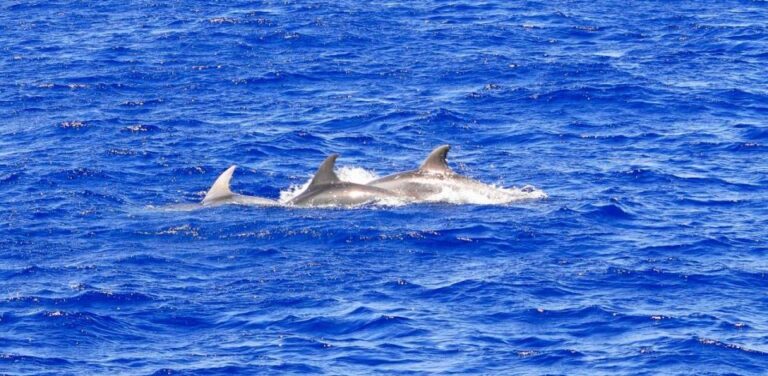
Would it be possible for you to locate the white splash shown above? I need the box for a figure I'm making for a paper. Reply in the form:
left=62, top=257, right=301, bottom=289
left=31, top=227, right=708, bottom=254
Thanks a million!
left=338, top=166, right=381, bottom=184
left=420, top=182, right=547, bottom=205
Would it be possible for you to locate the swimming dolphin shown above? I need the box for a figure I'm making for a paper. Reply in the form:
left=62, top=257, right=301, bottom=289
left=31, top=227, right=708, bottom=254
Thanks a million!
left=202, top=166, right=278, bottom=206
left=289, top=154, right=399, bottom=207
left=367, top=144, right=531, bottom=202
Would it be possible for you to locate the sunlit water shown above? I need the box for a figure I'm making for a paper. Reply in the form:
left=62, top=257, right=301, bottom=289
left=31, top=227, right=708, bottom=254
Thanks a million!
left=1, top=0, right=767, bottom=374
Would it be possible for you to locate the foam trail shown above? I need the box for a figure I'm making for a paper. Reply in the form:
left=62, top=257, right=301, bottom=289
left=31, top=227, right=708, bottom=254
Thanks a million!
left=421, top=183, right=547, bottom=205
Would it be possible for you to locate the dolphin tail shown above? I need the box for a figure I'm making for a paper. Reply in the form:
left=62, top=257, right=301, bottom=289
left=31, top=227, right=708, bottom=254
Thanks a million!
left=419, top=145, right=452, bottom=174
left=203, top=165, right=236, bottom=204
left=308, top=154, right=341, bottom=187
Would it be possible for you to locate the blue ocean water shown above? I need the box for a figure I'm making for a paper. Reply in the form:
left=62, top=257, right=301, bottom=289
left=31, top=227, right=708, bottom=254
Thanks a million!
left=2, top=0, right=768, bottom=374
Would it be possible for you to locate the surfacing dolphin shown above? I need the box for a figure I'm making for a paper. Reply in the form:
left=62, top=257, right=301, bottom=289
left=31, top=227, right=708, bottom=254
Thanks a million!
left=368, top=144, right=534, bottom=202
left=202, top=166, right=278, bottom=206
left=289, top=154, right=399, bottom=207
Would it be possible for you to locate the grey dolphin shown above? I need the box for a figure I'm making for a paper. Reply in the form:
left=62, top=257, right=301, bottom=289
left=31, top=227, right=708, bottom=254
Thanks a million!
left=202, top=166, right=278, bottom=206
left=289, top=154, right=399, bottom=207
left=367, top=145, right=506, bottom=200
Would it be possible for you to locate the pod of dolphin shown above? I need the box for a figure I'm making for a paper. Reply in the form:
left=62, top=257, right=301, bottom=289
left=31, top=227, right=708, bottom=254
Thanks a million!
left=196, top=145, right=545, bottom=208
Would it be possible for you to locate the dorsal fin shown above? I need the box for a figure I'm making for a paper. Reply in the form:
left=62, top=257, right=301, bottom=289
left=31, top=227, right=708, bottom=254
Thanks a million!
left=418, top=145, right=452, bottom=174
left=202, top=165, right=236, bottom=204
left=308, top=154, right=340, bottom=187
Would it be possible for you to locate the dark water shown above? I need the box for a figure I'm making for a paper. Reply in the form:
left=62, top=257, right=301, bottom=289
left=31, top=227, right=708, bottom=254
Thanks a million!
left=2, top=1, right=768, bottom=374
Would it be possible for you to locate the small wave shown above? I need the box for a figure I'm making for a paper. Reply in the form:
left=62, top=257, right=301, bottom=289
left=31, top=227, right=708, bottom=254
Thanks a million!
left=420, top=279, right=504, bottom=302
left=0, top=353, right=72, bottom=367
left=619, top=167, right=760, bottom=189
left=121, top=124, right=161, bottom=133
left=581, top=203, right=635, bottom=220
left=5, top=291, right=154, bottom=308
left=207, top=17, right=239, bottom=25
left=46, top=168, right=107, bottom=181
left=76, top=189, right=126, bottom=204
left=115, top=254, right=175, bottom=265
left=677, top=197, right=746, bottom=207
left=0, top=172, right=20, bottom=184
left=151, top=364, right=323, bottom=375
left=150, top=315, right=211, bottom=328
left=34, top=310, right=141, bottom=338
left=638, top=238, right=732, bottom=254
left=726, top=142, right=765, bottom=152
left=172, top=166, right=208, bottom=175
left=690, top=336, right=768, bottom=357
left=521, top=305, right=618, bottom=322
left=140, top=224, right=201, bottom=238
left=740, top=124, right=768, bottom=140
left=419, top=108, right=470, bottom=124
left=58, top=120, right=86, bottom=129
left=268, top=309, right=418, bottom=341
left=119, top=98, right=163, bottom=107
left=4, top=265, right=64, bottom=279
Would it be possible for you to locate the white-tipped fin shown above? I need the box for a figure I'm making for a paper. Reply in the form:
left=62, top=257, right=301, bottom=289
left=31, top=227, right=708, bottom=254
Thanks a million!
left=419, top=145, right=453, bottom=174
left=203, top=166, right=236, bottom=204
left=308, top=154, right=341, bottom=187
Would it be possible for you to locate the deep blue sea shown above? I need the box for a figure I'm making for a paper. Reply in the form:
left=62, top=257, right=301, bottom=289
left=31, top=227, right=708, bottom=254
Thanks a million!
left=2, top=1, right=768, bottom=374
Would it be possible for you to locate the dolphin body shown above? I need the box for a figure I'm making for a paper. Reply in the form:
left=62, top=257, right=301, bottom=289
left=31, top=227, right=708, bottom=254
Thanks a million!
left=367, top=145, right=520, bottom=201
left=201, top=166, right=278, bottom=206
left=289, top=154, right=399, bottom=207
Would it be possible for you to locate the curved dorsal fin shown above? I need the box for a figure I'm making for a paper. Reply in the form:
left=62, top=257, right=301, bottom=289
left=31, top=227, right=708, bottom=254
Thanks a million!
left=418, top=145, right=452, bottom=174
left=308, top=154, right=340, bottom=187
left=203, top=165, right=236, bottom=204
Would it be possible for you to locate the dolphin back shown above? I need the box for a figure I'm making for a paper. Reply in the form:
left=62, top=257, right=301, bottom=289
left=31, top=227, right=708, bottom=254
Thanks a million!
left=290, top=154, right=399, bottom=206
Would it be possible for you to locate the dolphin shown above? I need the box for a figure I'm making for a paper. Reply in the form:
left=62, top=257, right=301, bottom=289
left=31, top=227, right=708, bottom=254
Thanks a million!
left=201, top=166, right=278, bottom=206
left=289, top=154, right=399, bottom=207
left=367, top=144, right=533, bottom=202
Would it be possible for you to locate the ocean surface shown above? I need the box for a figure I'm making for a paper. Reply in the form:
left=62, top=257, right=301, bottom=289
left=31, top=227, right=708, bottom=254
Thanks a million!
left=2, top=0, right=768, bottom=374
